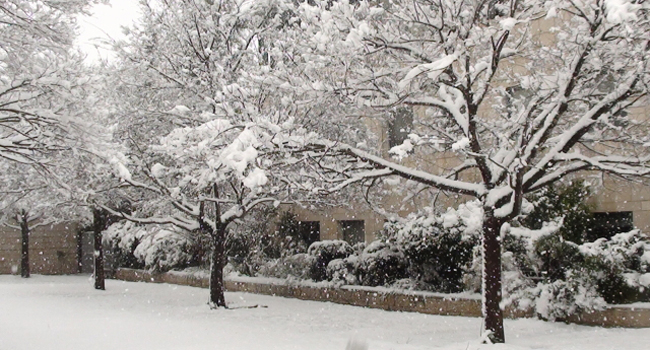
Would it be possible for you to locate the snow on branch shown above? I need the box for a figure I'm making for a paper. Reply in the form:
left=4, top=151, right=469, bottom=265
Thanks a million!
left=100, top=204, right=200, bottom=232
left=309, top=142, right=487, bottom=197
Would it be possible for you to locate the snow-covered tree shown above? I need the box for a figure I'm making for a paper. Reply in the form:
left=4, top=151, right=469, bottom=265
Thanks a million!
left=106, top=0, right=316, bottom=307
left=0, top=159, right=94, bottom=278
left=0, top=163, right=52, bottom=278
left=1, top=0, right=114, bottom=284
left=289, top=0, right=650, bottom=342
left=0, top=0, right=104, bottom=165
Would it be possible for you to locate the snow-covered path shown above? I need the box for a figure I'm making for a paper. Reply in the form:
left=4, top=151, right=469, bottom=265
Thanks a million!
left=0, top=275, right=647, bottom=350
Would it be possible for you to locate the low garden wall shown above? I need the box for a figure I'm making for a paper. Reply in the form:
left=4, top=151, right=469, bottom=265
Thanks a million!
left=113, top=268, right=650, bottom=328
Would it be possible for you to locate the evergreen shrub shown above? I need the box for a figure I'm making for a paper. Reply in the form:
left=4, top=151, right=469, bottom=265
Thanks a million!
left=355, top=241, right=408, bottom=286
left=381, top=203, right=480, bottom=292
left=308, top=240, right=354, bottom=281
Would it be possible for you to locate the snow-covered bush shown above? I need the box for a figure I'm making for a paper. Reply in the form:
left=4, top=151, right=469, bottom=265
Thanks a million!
left=521, top=180, right=596, bottom=244
left=308, top=240, right=354, bottom=281
left=497, top=229, right=650, bottom=319
left=355, top=241, right=408, bottom=286
left=533, top=233, right=583, bottom=282
left=580, top=230, right=650, bottom=272
left=133, top=229, right=196, bottom=272
left=533, top=273, right=607, bottom=321
left=103, top=221, right=146, bottom=270
left=578, top=230, right=650, bottom=303
left=382, top=203, right=479, bottom=292
left=227, top=209, right=317, bottom=277
left=274, top=211, right=312, bottom=256
left=258, top=253, right=315, bottom=280
left=326, top=257, right=358, bottom=285
left=226, top=207, right=284, bottom=276
left=104, top=221, right=203, bottom=272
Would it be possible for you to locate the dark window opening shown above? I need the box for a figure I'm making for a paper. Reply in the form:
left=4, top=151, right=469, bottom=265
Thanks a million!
left=505, top=85, right=533, bottom=116
left=388, top=107, right=413, bottom=148
left=339, top=220, right=365, bottom=245
left=298, top=221, right=320, bottom=247
left=589, top=211, right=634, bottom=241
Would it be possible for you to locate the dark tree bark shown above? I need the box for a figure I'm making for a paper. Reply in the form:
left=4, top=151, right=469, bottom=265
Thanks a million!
left=19, top=210, right=30, bottom=278
left=76, top=228, right=83, bottom=273
left=482, top=213, right=505, bottom=343
left=92, top=208, right=106, bottom=290
left=209, top=224, right=227, bottom=307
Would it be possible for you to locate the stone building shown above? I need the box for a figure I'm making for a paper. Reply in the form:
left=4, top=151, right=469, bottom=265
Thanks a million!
left=0, top=222, right=87, bottom=275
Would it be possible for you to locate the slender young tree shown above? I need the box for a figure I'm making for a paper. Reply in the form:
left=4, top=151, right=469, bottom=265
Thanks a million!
left=105, top=0, right=312, bottom=307
left=18, top=209, right=30, bottom=278
left=287, top=0, right=650, bottom=342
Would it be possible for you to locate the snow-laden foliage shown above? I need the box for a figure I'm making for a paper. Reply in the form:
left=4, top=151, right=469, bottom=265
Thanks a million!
left=520, top=181, right=596, bottom=244
left=385, top=202, right=483, bottom=244
left=533, top=275, right=607, bottom=321
left=495, top=229, right=650, bottom=319
left=104, top=0, right=325, bottom=306
left=288, top=0, right=650, bottom=341
left=258, top=253, right=314, bottom=280
left=323, top=241, right=408, bottom=286
left=381, top=204, right=480, bottom=292
left=0, top=0, right=114, bottom=232
left=580, top=230, right=650, bottom=269
left=104, top=221, right=200, bottom=272
left=308, top=240, right=354, bottom=281
left=0, top=0, right=103, bottom=165
left=354, top=241, right=408, bottom=286
left=326, top=257, right=358, bottom=285
left=226, top=209, right=316, bottom=276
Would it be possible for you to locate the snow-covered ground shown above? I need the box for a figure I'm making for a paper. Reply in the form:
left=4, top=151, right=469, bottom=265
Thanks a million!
left=1, top=275, right=648, bottom=350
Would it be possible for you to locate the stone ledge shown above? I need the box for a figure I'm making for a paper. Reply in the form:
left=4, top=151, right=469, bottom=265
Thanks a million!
left=112, top=268, right=650, bottom=328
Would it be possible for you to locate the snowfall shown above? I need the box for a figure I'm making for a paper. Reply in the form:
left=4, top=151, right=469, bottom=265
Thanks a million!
left=1, top=275, right=649, bottom=350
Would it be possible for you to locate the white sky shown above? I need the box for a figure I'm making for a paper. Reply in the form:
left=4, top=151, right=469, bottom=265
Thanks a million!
left=76, top=0, right=141, bottom=62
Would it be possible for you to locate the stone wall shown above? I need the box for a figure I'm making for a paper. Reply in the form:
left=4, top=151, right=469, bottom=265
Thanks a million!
left=113, top=268, right=650, bottom=328
left=0, top=222, right=78, bottom=275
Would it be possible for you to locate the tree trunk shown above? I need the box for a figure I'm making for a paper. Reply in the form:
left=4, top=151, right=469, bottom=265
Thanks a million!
left=19, top=210, right=30, bottom=278
left=209, top=225, right=227, bottom=308
left=482, top=214, right=505, bottom=343
left=93, top=209, right=105, bottom=291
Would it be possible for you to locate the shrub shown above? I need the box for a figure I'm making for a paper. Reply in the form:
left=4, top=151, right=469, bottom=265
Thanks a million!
left=381, top=203, right=480, bottom=292
left=521, top=180, right=595, bottom=244
left=534, top=234, right=583, bottom=282
left=103, top=221, right=145, bottom=270
left=355, top=241, right=408, bottom=286
left=225, top=206, right=282, bottom=276
left=275, top=211, right=310, bottom=255
left=104, top=221, right=202, bottom=272
left=326, top=257, right=358, bottom=285
left=308, top=240, right=354, bottom=281
left=578, top=230, right=650, bottom=304
left=500, top=229, right=650, bottom=319
left=534, top=273, right=606, bottom=321
left=133, top=228, right=196, bottom=272
left=258, top=253, right=314, bottom=280
left=226, top=209, right=318, bottom=276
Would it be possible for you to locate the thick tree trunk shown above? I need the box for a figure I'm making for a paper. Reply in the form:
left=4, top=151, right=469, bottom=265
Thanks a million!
left=92, top=209, right=105, bottom=291
left=482, top=214, right=505, bottom=343
left=19, top=210, right=29, bottom=278
left=209, top=225, right=227, bottom=307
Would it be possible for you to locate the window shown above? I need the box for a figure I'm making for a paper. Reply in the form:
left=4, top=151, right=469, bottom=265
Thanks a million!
left=589, top=211, right=634, bottom=241
left=595, top=70, right=629, bottom=126
left=338, top=220, right=365, bottom=245
left=505, top=85, right=532, bottom=111
left=298, top=221, right=320, bottom=247
left=388, top=107, right=413, bottom=148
